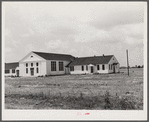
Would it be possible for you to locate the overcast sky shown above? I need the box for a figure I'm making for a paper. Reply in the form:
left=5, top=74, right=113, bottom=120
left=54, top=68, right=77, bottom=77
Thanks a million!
left=3, top=2, right=146, bottom=66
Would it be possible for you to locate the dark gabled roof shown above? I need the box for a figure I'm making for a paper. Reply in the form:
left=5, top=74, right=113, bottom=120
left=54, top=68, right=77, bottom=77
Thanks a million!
left=33, top=51, right=75, bottom=61
left=5, top=62, right=19, bottom=70
left=68, top=55, right=114, bottom=66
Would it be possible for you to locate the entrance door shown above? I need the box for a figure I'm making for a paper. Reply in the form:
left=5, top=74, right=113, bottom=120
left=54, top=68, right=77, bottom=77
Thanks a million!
left=16, top=70, right=19, bottom=77
left=113, top=65, right=115, bottom=73
left=91, top=66, right=94, bottom=73
left=30, top=68, right=34, bottom=76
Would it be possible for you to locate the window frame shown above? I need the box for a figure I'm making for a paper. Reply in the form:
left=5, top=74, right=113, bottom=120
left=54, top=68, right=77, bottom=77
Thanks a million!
left=26, top=68, right=28, bottom=74
left=59, top=62, right=64, bottom=71
left=82, top=65, right=84, bottom=71
left=5, top=70, right=9, bottom=74
left=36, top=67, right=39, bottom=73
left=86, top=65, right=88, bottom=71
left=97, top=65, right=100, bottom=70
left=12, top=69, right=15, bottom=73
left=102, top=64, right=105, bottom=70
left=70, top=66, right=74, bottom=71
left=51, top=61, right=56, bottom=71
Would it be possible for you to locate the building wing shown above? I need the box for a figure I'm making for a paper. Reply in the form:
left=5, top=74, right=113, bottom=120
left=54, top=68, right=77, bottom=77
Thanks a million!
left=68, top=55, right=114, bottom=66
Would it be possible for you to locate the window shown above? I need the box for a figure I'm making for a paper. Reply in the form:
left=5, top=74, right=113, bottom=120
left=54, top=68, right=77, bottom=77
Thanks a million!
left=26, top=68, right=28, bottom=74
left=86, top=65, right=88, bottom=71
left=111, top=65, right=112, bottom=70
left=5, top=70, right=9, bottom=74
left=97, top=65, right=100, bottom=70
left=70, top=66, right=74, bottom=71
left=31, top=63, right=33, bottom=67
left=36, top=62, right=38, bottom=66
left=82, top=66, right=84, bottom=71
left=31, top=56, right=33, bottom=58
left=51, top=61, right=56, bottom=71
left=109, top=64, right=110, bottom=70
left=102, top=65, right=105, bottom=70
left=59, top=62, right=64, bottom=71
left=26, top=63, right=28, bottom=67
left=12, top=69, right=15, bottom=73
left=37, top=68, right=39, bottom=73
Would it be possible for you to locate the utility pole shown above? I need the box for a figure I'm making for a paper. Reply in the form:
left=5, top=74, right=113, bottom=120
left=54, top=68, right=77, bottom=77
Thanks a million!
left=126, top=49, right=129, bottom=76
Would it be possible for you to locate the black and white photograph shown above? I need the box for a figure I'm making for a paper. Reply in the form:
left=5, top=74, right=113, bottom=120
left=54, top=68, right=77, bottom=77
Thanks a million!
left=2, top=1, right=147, bottom=120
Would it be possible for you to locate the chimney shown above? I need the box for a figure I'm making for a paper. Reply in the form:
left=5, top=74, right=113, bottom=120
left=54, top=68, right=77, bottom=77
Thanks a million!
left=94, top=55, right=96, bottom=57
left=103, top=54, right=104, bottom=57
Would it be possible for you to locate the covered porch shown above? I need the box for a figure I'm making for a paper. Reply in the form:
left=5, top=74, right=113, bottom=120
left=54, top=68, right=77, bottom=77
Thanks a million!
left=87, top=64, right=95, bottom=74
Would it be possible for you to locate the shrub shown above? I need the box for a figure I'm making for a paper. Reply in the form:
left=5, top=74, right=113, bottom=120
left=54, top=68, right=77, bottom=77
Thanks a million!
left=94, top=72, right=99, bottom=75
left=104, top=93, right=138, bottom=110
left=118, top=95, right=136, bottom=109
left=104, top=91, right=112, bottom=109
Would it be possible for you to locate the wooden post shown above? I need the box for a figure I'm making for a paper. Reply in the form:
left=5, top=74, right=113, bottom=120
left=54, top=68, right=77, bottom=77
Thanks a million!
left=126, top=50, right=129, bottom=76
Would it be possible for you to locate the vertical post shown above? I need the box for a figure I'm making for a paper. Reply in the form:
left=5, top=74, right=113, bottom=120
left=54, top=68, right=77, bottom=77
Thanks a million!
left=126, top=50, right=129, bottom=76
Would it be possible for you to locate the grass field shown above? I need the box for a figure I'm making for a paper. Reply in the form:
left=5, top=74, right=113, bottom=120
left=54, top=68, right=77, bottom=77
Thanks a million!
left=5, top=68, right=143, bottom=110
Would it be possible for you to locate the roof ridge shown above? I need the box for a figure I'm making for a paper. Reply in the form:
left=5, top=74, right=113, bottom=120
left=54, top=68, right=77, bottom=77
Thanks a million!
left=5, top=62, right=19, bottom=64
left=33, top=51, right=73, bottom=56
left=76, top=55, right=113, bottom=59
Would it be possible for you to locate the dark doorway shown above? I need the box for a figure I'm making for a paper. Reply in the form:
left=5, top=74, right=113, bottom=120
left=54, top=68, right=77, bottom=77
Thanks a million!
left=113, top=65, right=115, bottom=73
left=91, top=66, right=94, bottom=73
left=30, top=68, right=34, bottom=76
left=16, top=70, right=19, bottom=77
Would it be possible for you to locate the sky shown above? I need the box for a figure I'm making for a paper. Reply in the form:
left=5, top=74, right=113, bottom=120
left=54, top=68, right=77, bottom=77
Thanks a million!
left=3, top=2, right=146, bottom=66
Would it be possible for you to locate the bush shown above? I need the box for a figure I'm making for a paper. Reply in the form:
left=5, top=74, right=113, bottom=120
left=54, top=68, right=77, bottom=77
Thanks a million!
left=94, top=72, right=99, bottom=75
left=118, top=96, right=136, bottom=109
left=104, top=92, right=138, bottom=110
left=104, top=91, right=111, bottom=109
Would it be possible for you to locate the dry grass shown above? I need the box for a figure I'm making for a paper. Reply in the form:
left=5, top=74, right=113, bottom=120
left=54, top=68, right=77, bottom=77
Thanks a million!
left=5, top=68, right=143, bottom=109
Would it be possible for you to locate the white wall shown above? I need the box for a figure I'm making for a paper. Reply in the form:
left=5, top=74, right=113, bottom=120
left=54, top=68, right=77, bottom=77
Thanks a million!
left=70, top=65, right=102, bottom=74
left=19, top=61, right=46, bottom=77
left=46, top=60, right=70, bottom=75
left=40, top=61, right=47, bottom=76
left=70, top=65, right=88, bottom=74
left=19, top=52, right=47, bottom=77
left=5, top=69, right=16, bottom=76
left=65, top=67, right=70, bottom=74
left=70, top=64, right=110, bottom=74
left=108, top=56, right=120, bottom=73
left=95, top=64, right=109, bottom=74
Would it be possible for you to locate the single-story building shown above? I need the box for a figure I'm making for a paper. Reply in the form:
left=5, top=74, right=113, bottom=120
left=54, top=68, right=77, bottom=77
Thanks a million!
left=5, top=62, right=19, bottom=77
left=68, top=55, right=120, bottom=74
left=19, top=51, right=75, bottom=77
left=5, top=51, right=120, bottom=77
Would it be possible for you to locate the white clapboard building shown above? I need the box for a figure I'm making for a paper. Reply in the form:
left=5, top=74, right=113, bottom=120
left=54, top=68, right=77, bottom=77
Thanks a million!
left=5, top=52, right=120, bottom=77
